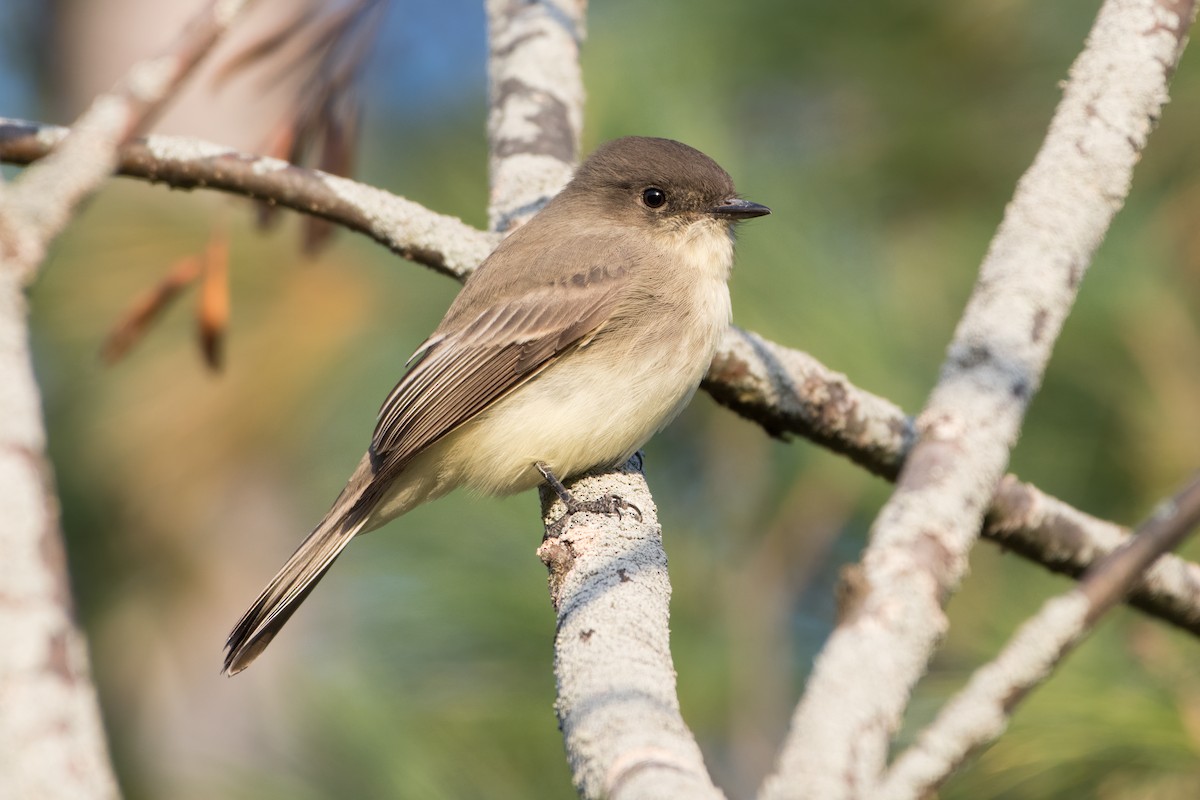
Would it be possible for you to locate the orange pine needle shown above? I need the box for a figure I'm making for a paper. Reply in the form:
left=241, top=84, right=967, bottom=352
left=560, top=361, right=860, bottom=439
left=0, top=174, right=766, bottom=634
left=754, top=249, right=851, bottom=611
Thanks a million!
left=100, top=256, right=203, bottom=364
left=197, top=232, right=231, bottom=371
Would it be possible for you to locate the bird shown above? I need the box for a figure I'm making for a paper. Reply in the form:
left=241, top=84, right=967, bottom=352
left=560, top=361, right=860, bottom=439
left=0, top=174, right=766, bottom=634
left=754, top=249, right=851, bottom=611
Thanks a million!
left=223, top=136, right=770, bottom=674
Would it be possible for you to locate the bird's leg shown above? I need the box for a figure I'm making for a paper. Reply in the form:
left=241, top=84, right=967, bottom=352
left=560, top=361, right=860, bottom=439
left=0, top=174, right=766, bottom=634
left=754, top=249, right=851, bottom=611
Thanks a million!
left=535, top=461, right=642, bottom=538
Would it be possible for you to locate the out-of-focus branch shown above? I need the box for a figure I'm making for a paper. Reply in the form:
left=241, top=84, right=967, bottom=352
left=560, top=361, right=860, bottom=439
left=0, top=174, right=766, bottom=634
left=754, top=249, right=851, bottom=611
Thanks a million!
left=0, top=2, right=252, bottom=798
left=0, top=119, right=499, bottom=280
left=759, top=1, right=1199, bottom=797
left=5, top=123, right=1200, bottom=641
left=0, top=0, right=253, bottom=282
left=878, top=471, right=1200, bottom=800
left=0, top=287, right=121, bottom=800
left=538, top=458, right=727, bottom=800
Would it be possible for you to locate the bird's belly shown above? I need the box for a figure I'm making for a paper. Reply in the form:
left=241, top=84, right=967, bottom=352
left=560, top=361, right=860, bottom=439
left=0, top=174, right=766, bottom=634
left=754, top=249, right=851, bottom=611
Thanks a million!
left=439, top=315, right=723, bottom=496
left=442, top=355, right=698, bottom=494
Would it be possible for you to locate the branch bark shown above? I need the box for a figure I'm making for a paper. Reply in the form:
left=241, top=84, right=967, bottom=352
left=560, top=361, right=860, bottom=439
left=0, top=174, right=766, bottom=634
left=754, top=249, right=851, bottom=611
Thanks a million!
left=0, top=272, right=121, bottom=800
left=538, top=457, right=726, bottom=799
left=759, top=0, right=1198, bottom=797
left=877, top=471, right=1200, bottom=800
left=486, top=0, right=586, bottom=232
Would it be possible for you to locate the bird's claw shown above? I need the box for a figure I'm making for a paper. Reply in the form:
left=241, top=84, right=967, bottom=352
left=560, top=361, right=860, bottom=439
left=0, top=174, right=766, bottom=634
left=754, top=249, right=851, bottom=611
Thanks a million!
left=536, top=461, right=642, bottom=538
left=545, top=493, right=643, bottom=538
left=589, top=493, right=642, bottom=522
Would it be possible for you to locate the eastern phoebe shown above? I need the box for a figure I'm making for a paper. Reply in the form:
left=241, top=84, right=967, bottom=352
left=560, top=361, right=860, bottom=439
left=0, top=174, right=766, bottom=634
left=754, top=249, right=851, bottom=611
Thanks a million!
left=224, top=136, right=770, bottom=674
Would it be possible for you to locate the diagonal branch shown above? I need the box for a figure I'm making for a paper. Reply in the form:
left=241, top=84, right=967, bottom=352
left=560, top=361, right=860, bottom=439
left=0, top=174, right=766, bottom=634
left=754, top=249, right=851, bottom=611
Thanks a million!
left=877, top=471, right=1200, bottom=800
left=3, top=122, right=1198, bottom=639
left=759, top=1, right=1199, bottom=797
left=0, top=119, right=498, bottom=280
left=1, top=0, right=254, bottom=282
left=708, top=327, right=1200, bottom=637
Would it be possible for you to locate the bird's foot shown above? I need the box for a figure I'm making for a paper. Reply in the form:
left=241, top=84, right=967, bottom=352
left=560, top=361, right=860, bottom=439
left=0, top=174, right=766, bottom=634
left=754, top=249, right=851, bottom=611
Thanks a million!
left=536, top=462, right=642, bottom=538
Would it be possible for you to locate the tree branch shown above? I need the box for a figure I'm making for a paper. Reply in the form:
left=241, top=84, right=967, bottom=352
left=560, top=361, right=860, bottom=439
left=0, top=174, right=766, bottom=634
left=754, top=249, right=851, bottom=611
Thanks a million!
left=538, top=457, right=727, bottom=799
left=0, top=292, right=121, bottom=800
left=708, top=327, right=1200, bottom=637
left=877, top=471, right=1200, bottom=800
left=0, top=118, right=498, bottom=281
left=759, top=0, right=1199, bottom=796
left=485, top=0, right=586, bottom=232
left=0, top=1, right=252, bottom=798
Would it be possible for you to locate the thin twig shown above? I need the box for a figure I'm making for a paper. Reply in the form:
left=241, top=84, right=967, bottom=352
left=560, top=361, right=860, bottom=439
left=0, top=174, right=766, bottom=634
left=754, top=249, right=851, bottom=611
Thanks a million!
left=878, top=471, right=1200, bottom=800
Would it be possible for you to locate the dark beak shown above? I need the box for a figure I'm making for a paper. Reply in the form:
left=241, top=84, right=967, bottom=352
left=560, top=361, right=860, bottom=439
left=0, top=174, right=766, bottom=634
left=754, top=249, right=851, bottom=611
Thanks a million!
left=711, top=198, right=771, bottom=220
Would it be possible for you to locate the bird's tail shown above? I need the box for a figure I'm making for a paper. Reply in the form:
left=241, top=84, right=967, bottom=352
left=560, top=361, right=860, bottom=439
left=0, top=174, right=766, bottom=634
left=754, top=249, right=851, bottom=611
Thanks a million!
left=223, top=505, right=370, bottom=675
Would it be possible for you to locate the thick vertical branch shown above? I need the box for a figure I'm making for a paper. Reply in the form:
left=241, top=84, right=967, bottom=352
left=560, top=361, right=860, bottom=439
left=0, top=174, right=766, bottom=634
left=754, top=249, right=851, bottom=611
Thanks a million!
left=485, top=0, right=586, bottom=232
left=759, top=1, right=1198, bottom=797
left=538, top=459, right=727, bottom=799
left=0, top=271, right=121, bottom=800
left=0, top=2, right=252, bottom=797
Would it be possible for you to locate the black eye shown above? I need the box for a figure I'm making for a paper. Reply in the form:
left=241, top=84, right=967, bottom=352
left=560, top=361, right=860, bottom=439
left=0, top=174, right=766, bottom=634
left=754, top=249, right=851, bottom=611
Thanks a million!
left=641, top=187, right=667, bottom=209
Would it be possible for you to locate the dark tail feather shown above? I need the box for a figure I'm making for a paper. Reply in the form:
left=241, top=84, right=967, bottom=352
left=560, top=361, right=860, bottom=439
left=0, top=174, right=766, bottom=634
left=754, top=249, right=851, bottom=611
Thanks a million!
left=223, top=510, right=369, bottom=675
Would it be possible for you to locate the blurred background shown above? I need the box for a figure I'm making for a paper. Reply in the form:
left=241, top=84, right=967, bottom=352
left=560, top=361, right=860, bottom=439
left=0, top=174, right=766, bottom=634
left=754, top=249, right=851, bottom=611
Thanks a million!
left=3, top=0, right=1200, bottom=797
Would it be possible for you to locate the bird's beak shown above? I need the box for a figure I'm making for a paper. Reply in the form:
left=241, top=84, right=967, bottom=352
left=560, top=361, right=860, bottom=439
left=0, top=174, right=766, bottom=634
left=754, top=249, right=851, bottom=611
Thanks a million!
left=711, top=198, right=771, bottom=220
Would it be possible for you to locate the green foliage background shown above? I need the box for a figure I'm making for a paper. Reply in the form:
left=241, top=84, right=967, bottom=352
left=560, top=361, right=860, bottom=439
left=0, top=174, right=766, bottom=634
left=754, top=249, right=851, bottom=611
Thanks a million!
left=13, top=0, right=1200, bottom=797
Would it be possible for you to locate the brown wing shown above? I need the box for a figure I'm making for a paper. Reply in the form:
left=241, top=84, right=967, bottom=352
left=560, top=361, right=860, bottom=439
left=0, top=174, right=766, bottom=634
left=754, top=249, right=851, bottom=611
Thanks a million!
left=369, top=278, right=624, bottom=476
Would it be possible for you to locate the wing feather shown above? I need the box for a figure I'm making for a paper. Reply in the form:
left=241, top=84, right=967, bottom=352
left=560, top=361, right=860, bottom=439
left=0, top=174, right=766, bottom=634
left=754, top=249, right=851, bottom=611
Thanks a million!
left=369, top=277, right=624, bottom=476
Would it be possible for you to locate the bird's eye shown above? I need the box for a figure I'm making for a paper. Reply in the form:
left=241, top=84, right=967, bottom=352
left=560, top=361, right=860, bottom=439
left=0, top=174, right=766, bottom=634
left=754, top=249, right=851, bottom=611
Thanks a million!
left=641, top=187, right=667, bottom=209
